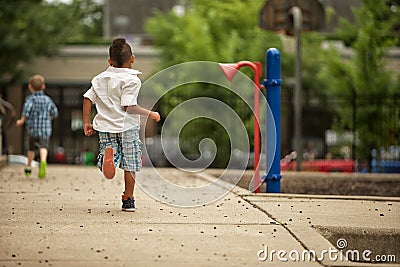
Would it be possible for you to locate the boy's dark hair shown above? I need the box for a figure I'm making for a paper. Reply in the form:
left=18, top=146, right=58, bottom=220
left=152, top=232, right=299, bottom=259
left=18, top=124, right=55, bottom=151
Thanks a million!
left=109, top=38, right=133, bottom=67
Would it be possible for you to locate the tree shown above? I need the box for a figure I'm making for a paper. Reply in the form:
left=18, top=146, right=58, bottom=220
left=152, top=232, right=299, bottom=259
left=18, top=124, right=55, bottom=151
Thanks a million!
left=318, top=0, right=399, bottom=160
left=0, top=0, right=104, bottom=84
left=146, top=0, right=283, bottom=167
left=59, top=0, right=104, bottom=44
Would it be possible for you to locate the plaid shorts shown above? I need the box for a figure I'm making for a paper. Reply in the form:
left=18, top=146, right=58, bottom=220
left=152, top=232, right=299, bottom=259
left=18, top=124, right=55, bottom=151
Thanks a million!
left=97, top=128, right=142, bottom=172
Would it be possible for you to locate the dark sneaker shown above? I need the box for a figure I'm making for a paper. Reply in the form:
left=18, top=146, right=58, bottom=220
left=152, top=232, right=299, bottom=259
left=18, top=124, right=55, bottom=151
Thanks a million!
left=102, top=147, right=115, bottom=179
left=122, top=198, right=136, bottom=212
left=39, top=162, right=47, bottom=179
left=24, top=168, right=32, bottom=177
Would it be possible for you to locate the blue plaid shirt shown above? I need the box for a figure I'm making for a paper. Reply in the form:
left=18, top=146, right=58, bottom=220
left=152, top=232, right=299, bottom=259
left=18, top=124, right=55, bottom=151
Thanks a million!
left=22, top=91, right=58, bottom=138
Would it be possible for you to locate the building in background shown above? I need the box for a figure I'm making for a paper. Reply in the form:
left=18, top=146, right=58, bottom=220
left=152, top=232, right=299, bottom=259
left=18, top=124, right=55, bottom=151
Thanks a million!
left=5, top=44, right=159, bottom=164
left=4, top=0, right=398, bottom=166
left=5, top=0, right=179, bottom=163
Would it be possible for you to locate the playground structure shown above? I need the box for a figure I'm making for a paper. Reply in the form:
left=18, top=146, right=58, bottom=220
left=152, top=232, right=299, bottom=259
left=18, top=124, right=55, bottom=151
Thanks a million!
left=220, top=48, right=282, bottom=193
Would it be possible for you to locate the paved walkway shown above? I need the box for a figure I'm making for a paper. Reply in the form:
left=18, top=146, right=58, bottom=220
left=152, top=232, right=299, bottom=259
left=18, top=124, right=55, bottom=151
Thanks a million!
left=0, top=165, right=399, bottom=266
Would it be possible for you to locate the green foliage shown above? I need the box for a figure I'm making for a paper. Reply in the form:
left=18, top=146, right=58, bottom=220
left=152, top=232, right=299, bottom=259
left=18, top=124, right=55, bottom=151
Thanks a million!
left=147, top=0, right=282, bottom=67
left=301, top=32, right=332, bottom=106
left=146, top=0, right=283, bottom=167
left=317, top=0, right=399, bottom=159
left=335, top=0, right=400, bottom=46
left=146, top=0, right=399, bottom=164
left=0, top=0, right=104, bottom=82
left=65, top=0, right=104, bottom=44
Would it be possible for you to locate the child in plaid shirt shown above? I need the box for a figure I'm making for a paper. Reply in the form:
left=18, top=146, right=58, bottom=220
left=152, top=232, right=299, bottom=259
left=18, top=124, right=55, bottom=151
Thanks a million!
left=16, top=75, right=58, bottom=178
left=83, top=38, right=160, bottom=212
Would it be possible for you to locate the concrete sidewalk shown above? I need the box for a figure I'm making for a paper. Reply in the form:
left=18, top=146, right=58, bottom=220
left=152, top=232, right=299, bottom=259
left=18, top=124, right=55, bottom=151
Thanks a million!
left=0, top=165, right=399, bottom=267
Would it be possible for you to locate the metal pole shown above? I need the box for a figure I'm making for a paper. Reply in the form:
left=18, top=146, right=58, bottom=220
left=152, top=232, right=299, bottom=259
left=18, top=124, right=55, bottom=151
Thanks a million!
left=352, top=88, right=356, bottom=163
left=263, top=48, right=282, bottom=193
left=237, top=62, right=262, bottom=193
left=290, top=6, right=303, bottom=172
left=254, top=77, right=261, bottom=193
left=219, top=61, right=262, bottom=192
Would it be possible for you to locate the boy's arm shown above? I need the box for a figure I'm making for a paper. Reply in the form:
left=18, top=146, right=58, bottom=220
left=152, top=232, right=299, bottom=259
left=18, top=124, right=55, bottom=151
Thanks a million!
left=16, top=116, right=26, bottom=127
left=125, top=105, right=160, bottom=122
left=50, top=101, right=59, bottom=119
left=120, top=78, right=160, bottom=122
left=83, top=98, right=96, bottom=136
left=17, top=99, right=32, bottom=126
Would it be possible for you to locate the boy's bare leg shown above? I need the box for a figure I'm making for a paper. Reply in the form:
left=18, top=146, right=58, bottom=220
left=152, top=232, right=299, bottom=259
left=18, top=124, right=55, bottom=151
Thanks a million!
left=27, top=150, right=35, bottom=167
left=124, top=171, right=135, bottom=199
left=39, top=148, right=48, bottom=163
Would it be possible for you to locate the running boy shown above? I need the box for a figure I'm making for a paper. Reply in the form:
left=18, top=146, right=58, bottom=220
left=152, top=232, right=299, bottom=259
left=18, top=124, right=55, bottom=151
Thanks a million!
left=83, top=38, right=160, bottom=212
left=16, top=75, right=59, bottom=178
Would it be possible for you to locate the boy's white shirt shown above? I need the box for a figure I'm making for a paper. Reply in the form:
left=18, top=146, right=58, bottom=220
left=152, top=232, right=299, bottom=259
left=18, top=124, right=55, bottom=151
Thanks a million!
left=83, top=66, right=142, bottom=133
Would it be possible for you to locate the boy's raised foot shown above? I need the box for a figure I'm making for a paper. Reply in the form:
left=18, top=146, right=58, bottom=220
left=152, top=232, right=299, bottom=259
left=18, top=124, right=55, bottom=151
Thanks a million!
left=102, top=147, right=115, bottom=179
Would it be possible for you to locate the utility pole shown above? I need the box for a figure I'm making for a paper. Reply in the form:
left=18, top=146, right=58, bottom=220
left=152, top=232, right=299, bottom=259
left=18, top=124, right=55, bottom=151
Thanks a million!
left=290, top=6, right=303, bottom=171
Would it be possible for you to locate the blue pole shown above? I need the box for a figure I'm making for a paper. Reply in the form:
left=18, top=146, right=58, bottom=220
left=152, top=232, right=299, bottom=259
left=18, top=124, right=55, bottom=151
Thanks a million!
left=263, top=48, right=282, bottom=193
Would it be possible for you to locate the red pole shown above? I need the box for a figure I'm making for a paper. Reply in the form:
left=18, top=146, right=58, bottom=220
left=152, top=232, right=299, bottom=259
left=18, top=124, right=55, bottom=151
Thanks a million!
left=253, top=80, right=260, bottom=193
left=253, top=62, right=262, bottom=193
left=236, top=61, right=262, bottom=193
left=219, top=61, right=263, bottom=193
